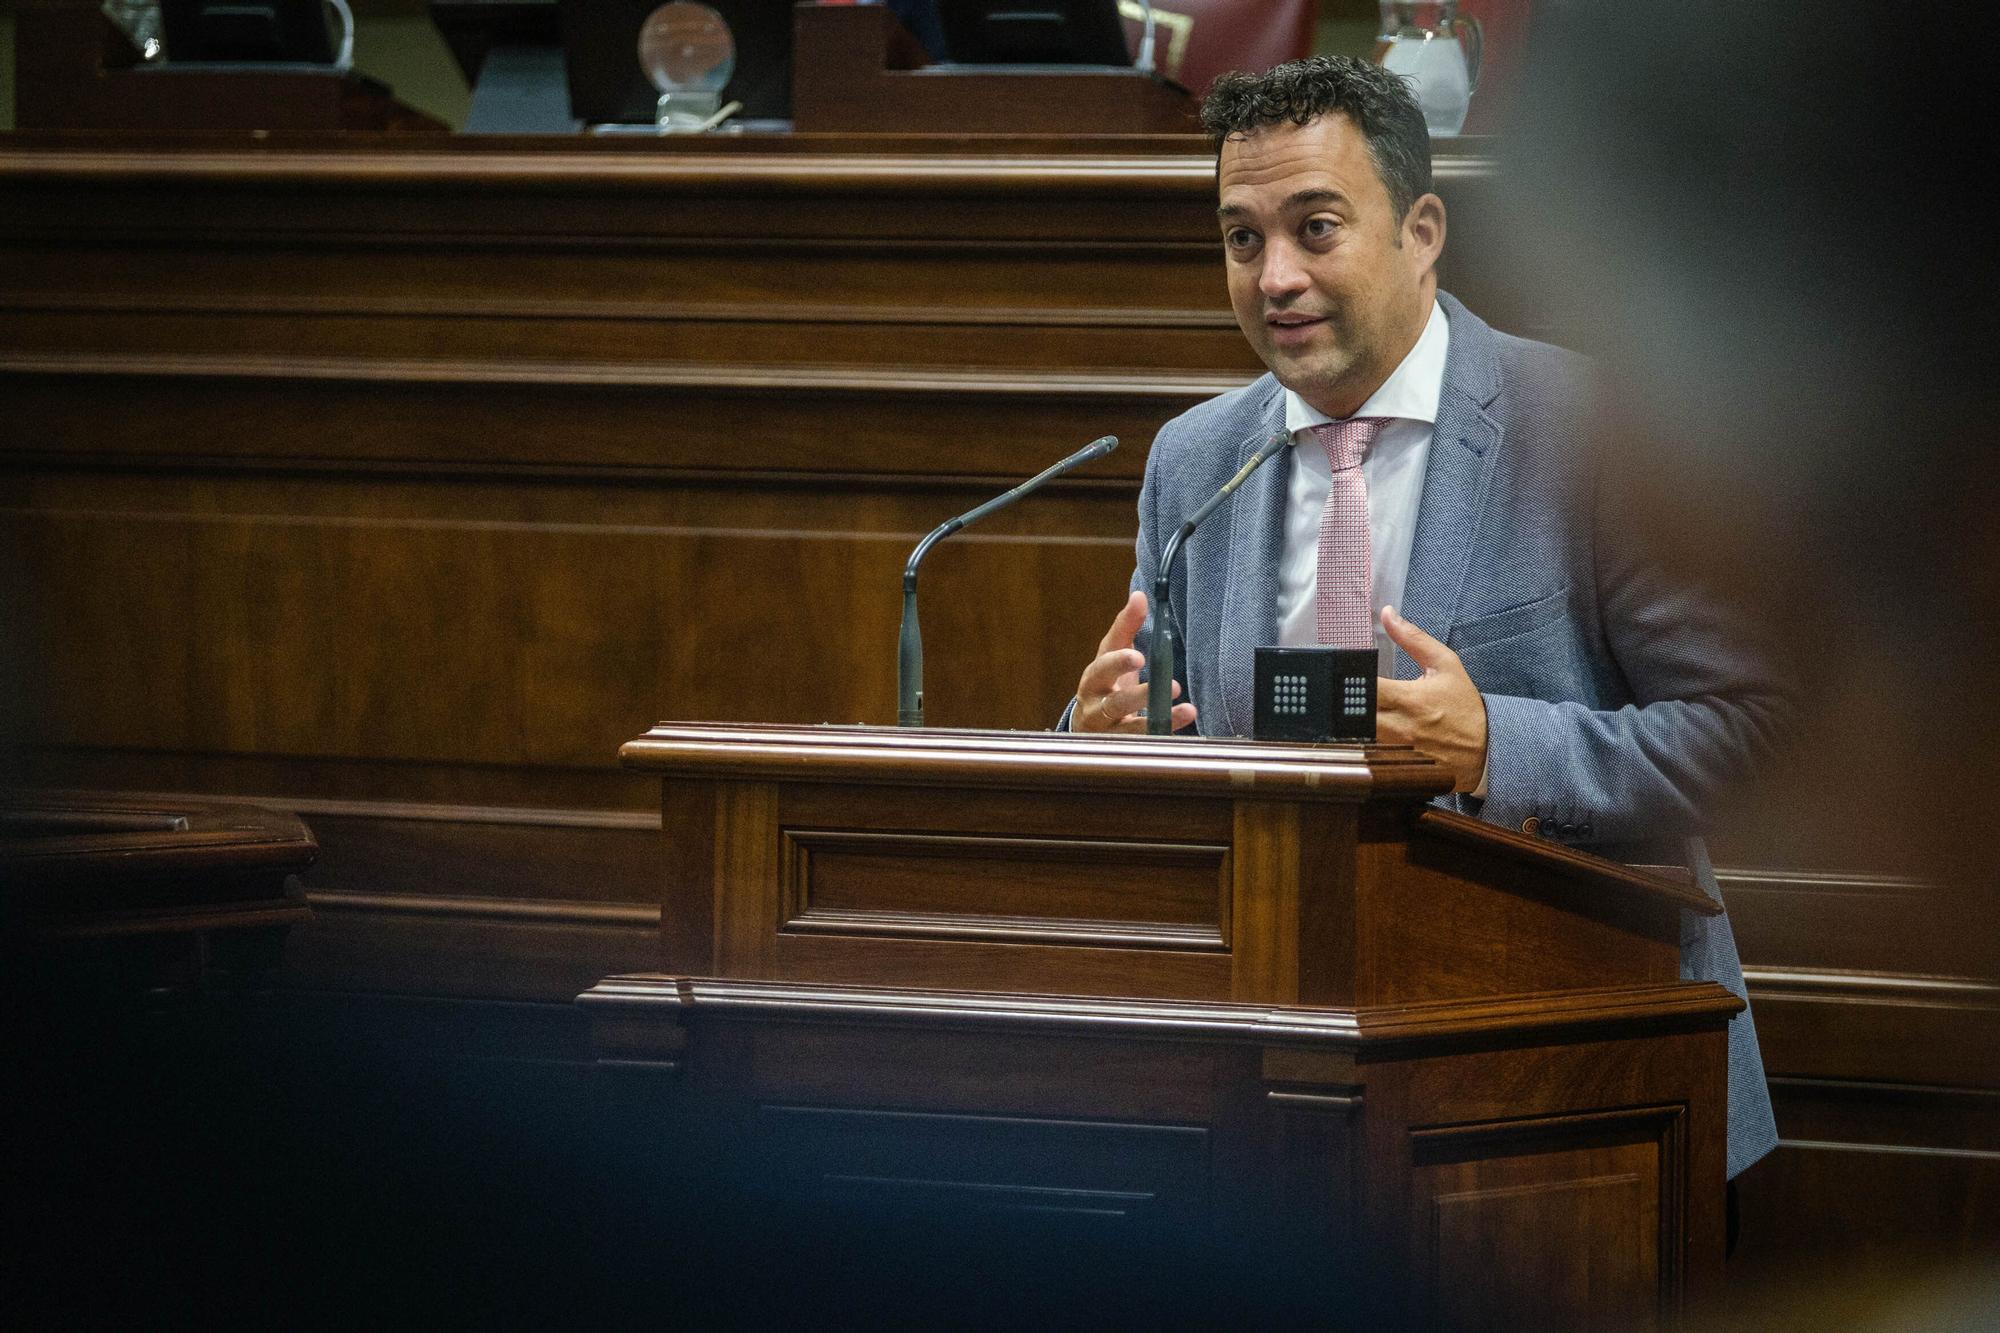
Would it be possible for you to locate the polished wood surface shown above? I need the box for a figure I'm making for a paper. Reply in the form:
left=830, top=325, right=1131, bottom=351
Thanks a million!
left=1, top=790, right=315, bottom=943
left=594, top=724, right=1734, bottom=1327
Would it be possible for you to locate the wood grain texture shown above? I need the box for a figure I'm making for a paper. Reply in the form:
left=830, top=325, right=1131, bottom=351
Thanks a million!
left=1356, top=815, right=1683, bottom=1005
left=1229, top=799, right=1306, bottom=1005
left=780, top=828, right=1232, bottom=950
left=1423, top=1148, right=1660, bottom=1332
left=581, top=973, right=1735, bottom=1327
left=0, top=130, right=1515, bottom=775
left=581, top=975, right=1740, bottom=1053
left=1719, top=864, right=2000, bottom=1281
left=1, top=128, right=1987, bottom=1293
left=616, top=728, right=1703, bottom=1009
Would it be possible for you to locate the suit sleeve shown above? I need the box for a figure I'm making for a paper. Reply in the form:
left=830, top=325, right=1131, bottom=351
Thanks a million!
left=1472, top=458, right=1793, bottom=844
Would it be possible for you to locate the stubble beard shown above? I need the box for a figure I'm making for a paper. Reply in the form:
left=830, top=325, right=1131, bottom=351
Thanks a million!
left=1268, top=320, right=1370, bottom=417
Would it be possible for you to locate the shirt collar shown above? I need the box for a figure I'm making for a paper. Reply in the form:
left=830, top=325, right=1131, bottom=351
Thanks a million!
left=1283, top=298, right=1449, bottom=435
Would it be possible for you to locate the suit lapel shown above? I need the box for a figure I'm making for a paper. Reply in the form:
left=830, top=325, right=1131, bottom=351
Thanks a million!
left=1396, top=294, right=1504, bottom=680
left=1215, top=383, right=1289, bottom=736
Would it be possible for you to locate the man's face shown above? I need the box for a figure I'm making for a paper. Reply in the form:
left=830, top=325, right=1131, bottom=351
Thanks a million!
left=1217, top=115, right=1440, bottom=419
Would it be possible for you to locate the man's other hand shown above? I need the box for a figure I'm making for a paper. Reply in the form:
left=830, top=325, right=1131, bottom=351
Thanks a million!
left=1072, top=591, right=1198, bottom=734
left=1376, top=605, right=1488, bottom=791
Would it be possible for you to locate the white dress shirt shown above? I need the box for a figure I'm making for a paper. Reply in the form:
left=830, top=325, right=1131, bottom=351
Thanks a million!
left=1276, top=298, right=1449, bottom=675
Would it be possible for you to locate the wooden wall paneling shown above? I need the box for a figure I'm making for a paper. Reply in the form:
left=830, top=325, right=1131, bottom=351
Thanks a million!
left=1, top=461, right=1138, bottom=755
left=0, top=136, right=1508, bottom=799
left=276, top=801, right=665, bottom=1002
left=285, top=891, right=660, bottom=1002
left=1719, top=864, right=2000, bottom=1287
left=0, top=754, right=653, bottom=812
left=1735, top=1079, right=2000, bottom=1276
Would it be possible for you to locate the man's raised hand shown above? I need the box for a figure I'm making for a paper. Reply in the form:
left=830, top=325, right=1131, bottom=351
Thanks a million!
left=1375, top=605, right=1488, bottom=791
left=1071, top=591, right=1198, bottom=734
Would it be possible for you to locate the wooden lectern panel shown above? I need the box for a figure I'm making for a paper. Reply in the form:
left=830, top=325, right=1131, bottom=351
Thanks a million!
left=630, top=723, right=1699, bottom=1007
left=600, top=723, right=1736, bottom=1326
left=585, top=975, right=1735, bottom=1328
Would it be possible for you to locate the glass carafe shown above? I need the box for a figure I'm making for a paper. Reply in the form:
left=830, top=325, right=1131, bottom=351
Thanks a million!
left=1375, top=2, right=1484, bottom=136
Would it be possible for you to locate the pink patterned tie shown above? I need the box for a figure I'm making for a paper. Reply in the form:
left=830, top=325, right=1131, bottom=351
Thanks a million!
left=1312, top=417, right=1386, bottom=649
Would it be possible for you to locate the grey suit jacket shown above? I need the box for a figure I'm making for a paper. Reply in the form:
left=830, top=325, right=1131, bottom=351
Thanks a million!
left=1094, top=292, right=1781, bottom=1178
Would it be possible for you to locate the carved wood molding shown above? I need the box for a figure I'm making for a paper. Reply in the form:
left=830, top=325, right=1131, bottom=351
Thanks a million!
left=305, top=889, right=660, bottom=929
left=0, top=142, right=1498, bottom=197
left=1744, top=968, right=2000, bottom=1003
left=1742, top=967, right=2000, bottom=1089
left=579, top=976, right=1740, bottom=1052
left=23, top=788, right=656, bottom=831
left=779, top=827, right=1232, bottom=953
left=4, top=292, right=1243, bottom=331
left=0, top=351, right=1252, bottom=399
left=620, top=722, right=1456, bottom=802
left=0, top=148, right=1222, bottom=194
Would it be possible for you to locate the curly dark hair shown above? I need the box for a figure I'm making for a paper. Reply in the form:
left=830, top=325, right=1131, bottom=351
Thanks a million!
left=1200, top=56, right=1433, bottom=223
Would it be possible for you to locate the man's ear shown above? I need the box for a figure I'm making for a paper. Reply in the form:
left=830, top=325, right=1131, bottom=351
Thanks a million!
left=1404, top=193, right=1447, bottom=272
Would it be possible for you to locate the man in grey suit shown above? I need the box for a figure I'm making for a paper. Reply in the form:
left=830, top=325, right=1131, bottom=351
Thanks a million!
left=1065, top=58, right=1784, bottom=1182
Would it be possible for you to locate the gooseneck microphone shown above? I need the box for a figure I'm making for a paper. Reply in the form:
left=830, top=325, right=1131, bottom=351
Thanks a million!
left=899, top=435, right=1119, bottom=727
left=1147, top=432, right=1294, bottom=736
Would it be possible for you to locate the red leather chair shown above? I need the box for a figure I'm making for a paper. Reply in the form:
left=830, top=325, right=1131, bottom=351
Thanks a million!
left=1119, top=0, right=1321, bottom=98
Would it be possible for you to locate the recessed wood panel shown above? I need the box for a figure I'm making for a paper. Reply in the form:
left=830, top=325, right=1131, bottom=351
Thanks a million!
left=777, top=783, right=1235, bottom=843
left=781, top=828, right=1231, bottom=950
left=302, top=809, right=660, bottom=905
left=696, top=779, right=1243, bottom=996
left=1431, top=1170, right=1655, bottom=1332
left=1412, top=1121, right=1674, bottom=1332
left=752, top=1103, right=1211, bottom=1232
left=761, top=930, right=1237, bottom=1000
left=738, top=1023, right=1231, bottom=1122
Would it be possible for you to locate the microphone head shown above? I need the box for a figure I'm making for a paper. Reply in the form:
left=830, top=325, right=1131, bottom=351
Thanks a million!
left=1088, top=434, right=1119, bottom=458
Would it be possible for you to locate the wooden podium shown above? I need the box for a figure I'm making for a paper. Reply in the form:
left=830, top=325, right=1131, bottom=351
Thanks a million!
left=587, top=724, right=1736, bottom=1327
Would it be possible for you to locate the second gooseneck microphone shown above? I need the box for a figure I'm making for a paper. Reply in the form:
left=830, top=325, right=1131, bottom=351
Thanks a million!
left=899, top=435, right=1119, bottom=727
left=1147, top=432, right=1294, bottom=736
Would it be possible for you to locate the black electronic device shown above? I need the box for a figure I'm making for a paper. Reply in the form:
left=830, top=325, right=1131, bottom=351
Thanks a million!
left=159, top=0, right=339, bottom=63
left=1253, top=646, right=1377, bottom=743
left=556, top=0, right=795, bottom=123
left=937, top=0, right=1132, bottom=65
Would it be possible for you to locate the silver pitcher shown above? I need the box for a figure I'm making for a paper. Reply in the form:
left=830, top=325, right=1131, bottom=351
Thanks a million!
left=1375, top=1, right=1484, bottom=136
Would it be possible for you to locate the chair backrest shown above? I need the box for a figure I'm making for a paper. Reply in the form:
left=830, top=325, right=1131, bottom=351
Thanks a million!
left=1119, top=0, right=1320, bottom=101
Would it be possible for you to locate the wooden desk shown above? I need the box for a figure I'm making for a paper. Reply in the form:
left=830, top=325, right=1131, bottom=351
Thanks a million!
left=590, top=724, right=1734, bottom=1326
